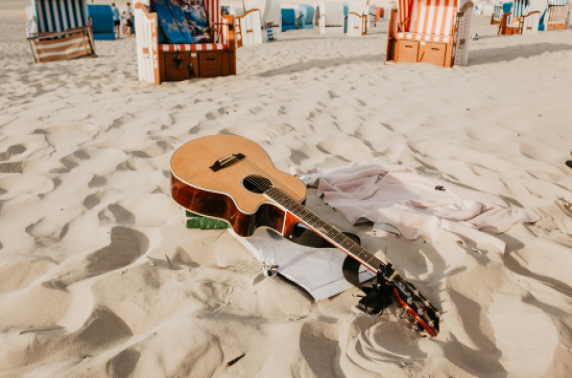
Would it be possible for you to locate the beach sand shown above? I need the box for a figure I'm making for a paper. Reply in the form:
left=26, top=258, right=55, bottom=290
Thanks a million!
left=2, top=1, right=572, bottom=377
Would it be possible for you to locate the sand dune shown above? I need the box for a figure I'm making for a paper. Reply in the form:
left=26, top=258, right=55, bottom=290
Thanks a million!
left=1, top=2, right=572, bottom=377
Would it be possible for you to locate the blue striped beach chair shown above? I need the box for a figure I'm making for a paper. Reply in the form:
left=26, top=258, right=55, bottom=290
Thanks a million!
left=491, top=2, right=504, bottom=24
left=26, top=0, right=96, bottom=63
left=498, top=0, right=542, bottom=34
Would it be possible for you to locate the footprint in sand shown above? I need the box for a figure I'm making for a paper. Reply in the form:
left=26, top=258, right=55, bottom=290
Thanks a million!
left=0, top=144, right=26, bottom=162
left=42, top=227, right=146, bottom=290
left=32, top=123, right=95, bottom=135
left=98, top=195, right=179, bottom=227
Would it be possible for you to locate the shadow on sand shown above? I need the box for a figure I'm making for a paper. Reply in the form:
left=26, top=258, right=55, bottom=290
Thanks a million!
left=257, top=53, right=385, bottom=77
left=468, top=43, right=572, bottom=65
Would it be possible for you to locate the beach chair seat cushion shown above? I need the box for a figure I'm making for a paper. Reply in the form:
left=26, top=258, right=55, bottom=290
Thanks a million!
left=159, top=43, right=228, bottom=51
left=397, top=32, right=452, bottom=43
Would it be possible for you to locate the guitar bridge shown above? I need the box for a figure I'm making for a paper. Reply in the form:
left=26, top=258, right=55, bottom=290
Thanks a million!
left=210, top=153, right=245, bottom=172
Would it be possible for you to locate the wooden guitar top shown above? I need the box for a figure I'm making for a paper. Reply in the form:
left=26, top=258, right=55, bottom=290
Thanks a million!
left=170, top=135, right=307, bottom=213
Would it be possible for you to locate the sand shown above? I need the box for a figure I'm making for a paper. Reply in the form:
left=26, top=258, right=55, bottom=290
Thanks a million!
left=2, top=1, right=572, bottom=376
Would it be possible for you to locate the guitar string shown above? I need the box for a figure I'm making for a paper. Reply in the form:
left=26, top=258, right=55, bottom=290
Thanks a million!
left=200, top=141, right=383, bottom=266
left=201, top=140, right=304, bottom=200
left=223, top=157, right=383, bottom=269
left=195, top=140, right=383, bottom=268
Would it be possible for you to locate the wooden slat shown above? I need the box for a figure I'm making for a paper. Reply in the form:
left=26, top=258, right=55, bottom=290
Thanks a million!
left=35, top=40, right=88, bottom=54
left=36, top=50, right=91, bottom=62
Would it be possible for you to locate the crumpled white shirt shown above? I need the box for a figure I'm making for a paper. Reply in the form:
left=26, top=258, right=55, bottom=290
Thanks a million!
left=291, top=158, right=540, bottom=252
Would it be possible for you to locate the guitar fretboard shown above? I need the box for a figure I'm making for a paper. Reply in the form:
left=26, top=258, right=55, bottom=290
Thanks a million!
left=265, top=187, right=384, bottom=272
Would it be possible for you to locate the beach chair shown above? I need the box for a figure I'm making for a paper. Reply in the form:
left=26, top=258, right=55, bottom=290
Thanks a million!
left=282, top=8, right=297, bottom=30
left=25, top=0, right=96, bottom=63
left=376, top=6, right=384, bottom=21
left=346, top=1, right=368, bottom=36
left=24, top=5, right=37, bottom=38
left=366, top=4, right=377, bottom=28
left=385, top=0, right=475, bottom=67
left=236, top=9, right=263, bottom=45
left=236, top=0, right=279, bottom=45
left=491, top=2, right=504, bottom=24
left=318, top=3, right=346, bottom=33
left=87, top=5, right=115, bottom=40
left=498, top=1, right=541, bottom=35
left=298, top=4, right=315, bottom=29
left=134, top=0, right=235, bottom=84
left=545, top=0, right=570, bottom=29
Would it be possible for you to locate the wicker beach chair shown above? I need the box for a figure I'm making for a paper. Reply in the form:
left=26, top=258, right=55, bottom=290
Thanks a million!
left=26, top=0, right=96, bottom=63
left=318, top=2, right=347, bottom=33
left=346, top=1, right=368, bottom=36
left=134, top=0, right=235, bottom=84
left=87, top=5, right=115, bottom=40
left=544, top=0, right=570, bottom=29
left=298, top=5, right=315, bottom=29
left=385, top=0, right=474, bottom=67
left=498, top=0, right=541, bottom=35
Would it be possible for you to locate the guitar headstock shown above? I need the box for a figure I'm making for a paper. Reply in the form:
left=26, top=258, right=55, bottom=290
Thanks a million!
left=390, top=276, right=440, bottom=337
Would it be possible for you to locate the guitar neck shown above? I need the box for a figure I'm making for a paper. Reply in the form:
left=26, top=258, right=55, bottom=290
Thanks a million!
left=265, top=187, right=383, bottom=273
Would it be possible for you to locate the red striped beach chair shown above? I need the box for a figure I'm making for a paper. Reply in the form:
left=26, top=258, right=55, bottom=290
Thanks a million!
left=135, top=0, right=236, bottom=84
left=26, top=0, right=96, bottom=63
left=386, top=0, right=474, bottom=67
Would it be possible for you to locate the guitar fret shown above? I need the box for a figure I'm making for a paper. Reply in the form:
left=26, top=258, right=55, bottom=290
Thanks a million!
left=266, top=187, right=383, bottom=270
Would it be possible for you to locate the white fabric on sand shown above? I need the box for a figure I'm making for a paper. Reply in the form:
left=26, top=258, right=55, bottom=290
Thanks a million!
left=292, top=158, right=540, bottom=252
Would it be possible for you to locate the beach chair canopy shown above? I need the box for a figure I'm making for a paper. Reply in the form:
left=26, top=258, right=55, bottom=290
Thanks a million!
left=323, top=3, right=345, bottom=26
left=397, top=0, right=464, bottom=42
left=281, top=8, right=297, bottom=30
left=32, top=0, right=89, bottom=33
left=154, top=0, right=226, bottom=47
left=87, top=5, right=115, bottom=40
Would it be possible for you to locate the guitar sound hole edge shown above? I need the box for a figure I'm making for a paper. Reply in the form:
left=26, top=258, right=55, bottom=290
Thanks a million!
left=242, top=174, right=274, bottom=194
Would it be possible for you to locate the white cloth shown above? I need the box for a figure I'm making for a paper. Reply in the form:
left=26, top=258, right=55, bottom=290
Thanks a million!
left=292, top=159, right=540, bottom=252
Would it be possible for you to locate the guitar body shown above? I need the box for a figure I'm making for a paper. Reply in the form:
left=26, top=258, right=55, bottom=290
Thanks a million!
left=170, top=135, right=307, bottom=237
left=170, top=134, right=441, bottom=337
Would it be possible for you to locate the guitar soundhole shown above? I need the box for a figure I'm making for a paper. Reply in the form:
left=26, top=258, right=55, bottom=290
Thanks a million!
left=242, top=175, right=273, bottom=194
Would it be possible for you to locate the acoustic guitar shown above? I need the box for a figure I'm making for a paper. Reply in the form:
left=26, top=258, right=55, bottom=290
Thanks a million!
left=170, top=135, right=440, bottom=336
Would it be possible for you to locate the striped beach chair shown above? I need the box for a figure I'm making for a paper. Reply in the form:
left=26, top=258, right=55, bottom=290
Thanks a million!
left=26, top=0, right=96, bottom=63
left=491, top=2, right=503, bottom=24
left=385, top=0, right=475, bottom=67
left=544, top=0, right=570, bottom=29
left=135, top=0, right=236, bottom=84
left=498, top=0, right=541, bottom=35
